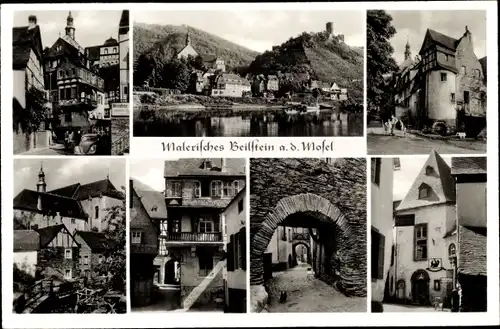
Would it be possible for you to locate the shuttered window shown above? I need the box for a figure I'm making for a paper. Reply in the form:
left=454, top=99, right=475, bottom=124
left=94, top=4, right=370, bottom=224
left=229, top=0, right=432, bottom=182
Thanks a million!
left=371, top=158, right=381, bottom=186
left=227, top=234, right=235, bottom=271
left=240, top=227, right=247, bottom=270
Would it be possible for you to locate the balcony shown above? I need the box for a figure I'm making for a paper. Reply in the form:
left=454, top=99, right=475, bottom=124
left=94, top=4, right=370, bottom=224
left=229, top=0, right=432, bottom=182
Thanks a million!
left=162, top=232, right=222, bottom=244
left=59, top=98, right=98, bottom=109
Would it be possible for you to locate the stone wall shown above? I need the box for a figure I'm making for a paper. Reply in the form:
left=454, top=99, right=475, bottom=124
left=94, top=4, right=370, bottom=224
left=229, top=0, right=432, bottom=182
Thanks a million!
left=250, top=158, right=367, bottom=296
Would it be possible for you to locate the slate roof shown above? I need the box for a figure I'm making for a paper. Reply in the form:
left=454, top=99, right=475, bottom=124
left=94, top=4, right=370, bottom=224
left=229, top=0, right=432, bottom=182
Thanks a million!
left=48, top=183, right=81, bottom=198
left=426, top=29, right=459, bottom=52
left=119, top=10, right=129, bottom=34
left=451, top=157, right=487, bottom=175
left=36, top=224, right=77, bottom=248
left=14, top=230, right=40, bottom=251
left=131, top=179, right=168, bottom=219
left=103, top=37, right=118, bottom=46
left=396, top=150, right=455, bottom=212
left=13, top=25, right=42, bottom=69
left=55, top=179, right=124, bottom=201
left=75, top=231, right=115, bottom=251
left=164, top=159, right=245, bottom=177
left=458, top=225, right=486, bottom=276
left=216, top=73, right=251, bottom=86
left=13, top=190, right=87, bottom=219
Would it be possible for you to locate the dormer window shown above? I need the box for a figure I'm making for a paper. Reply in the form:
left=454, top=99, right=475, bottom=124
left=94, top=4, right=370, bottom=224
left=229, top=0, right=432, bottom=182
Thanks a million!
left=418, top=183, right=430, bottom=199
left=425, top=165, right=434, bottom=175
left=201, top=159, right=213, bottom=170
left=166, top=181, right=182, bottom=197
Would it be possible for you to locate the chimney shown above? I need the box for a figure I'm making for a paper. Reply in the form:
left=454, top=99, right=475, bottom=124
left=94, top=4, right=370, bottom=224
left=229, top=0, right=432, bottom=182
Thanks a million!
left=28, top=15, right=37, bottom=30
left=221, top=158, right=227, bottom=172
left=464, top=26, right=473, bottom=49
left=37, top=195, right=42, bottom=211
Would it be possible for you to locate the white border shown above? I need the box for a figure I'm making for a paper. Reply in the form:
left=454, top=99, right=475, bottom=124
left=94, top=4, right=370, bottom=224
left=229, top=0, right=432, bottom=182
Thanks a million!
left=2, top=1, right=499, bottom=328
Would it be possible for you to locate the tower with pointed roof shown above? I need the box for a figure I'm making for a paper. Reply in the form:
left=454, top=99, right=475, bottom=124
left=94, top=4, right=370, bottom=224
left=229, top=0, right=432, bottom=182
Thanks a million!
left=404, top=39, right=411, bottom=61
left=65, top=11, right=75, bottom=39
left=37, top=163, right=47, bottom=193
left=186, top=27, right=191, bottom=46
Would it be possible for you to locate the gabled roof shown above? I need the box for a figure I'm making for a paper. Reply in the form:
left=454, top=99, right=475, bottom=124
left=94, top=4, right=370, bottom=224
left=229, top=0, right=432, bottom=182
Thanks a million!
left=131, top=179, right=168, bottom=219
left=71, top=179, right=124, bottom=200
left=451, top=157, right=487, bottom=175
left=13, top=25, right=43, bottom=70
left=420, top=29, right=459, bottom=54
left=396, top=150, right=455, bottom=212
left=13, top=189, right=87, bottom=219
left=75, top=231, right=115, bottom=252
left=14, top=230, right=40, bottom=251
left=36, top=224, right=78, bottom=248
left=48, top=183, right=81, bottom=198
left=164, top=159, right=245, bottom=177
left=458, top=225, right=486, bottom=276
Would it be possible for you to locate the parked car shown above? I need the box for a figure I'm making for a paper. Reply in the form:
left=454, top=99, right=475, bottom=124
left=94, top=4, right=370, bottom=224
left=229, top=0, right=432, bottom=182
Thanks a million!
left=74, top=134, right=111, bottom=155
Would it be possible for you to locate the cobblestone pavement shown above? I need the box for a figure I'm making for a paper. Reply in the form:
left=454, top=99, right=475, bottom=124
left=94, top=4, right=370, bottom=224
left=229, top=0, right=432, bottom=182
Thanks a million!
left=368, top=134, right=486, bottom=155
left=264, top=262, right=366, bottom=313
left=132, top=287, right=181, bottom=312
left=383, top=303, right=451, bottom=312
left=18, top=144, right=72, bottom=156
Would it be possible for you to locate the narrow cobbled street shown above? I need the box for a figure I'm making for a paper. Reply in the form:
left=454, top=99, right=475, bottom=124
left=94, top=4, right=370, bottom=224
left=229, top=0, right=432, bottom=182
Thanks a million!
left=263, top=263, right=366, bottom=313
left=383, top=303, right=451, bottom=312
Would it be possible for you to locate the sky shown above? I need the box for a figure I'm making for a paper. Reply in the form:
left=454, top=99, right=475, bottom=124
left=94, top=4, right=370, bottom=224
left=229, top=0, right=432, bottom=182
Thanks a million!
left=14, top=158, right=126, bottom=196
left=134, top=10, right=365, bottom=52
left=129, top=159, right=179, bottom=192
left=14, top=10, right=123, bottom=49
left=393, top=156, right=452, bottom=202
left=387, top=10, right=487, bottom=65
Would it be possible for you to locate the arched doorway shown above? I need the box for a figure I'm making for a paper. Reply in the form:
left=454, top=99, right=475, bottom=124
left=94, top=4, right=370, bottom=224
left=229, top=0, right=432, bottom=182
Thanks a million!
left=292, top=242, right=311, bottom=265
left=250, top=193, right=353, bottom=287
left=396, top=279, right=406, bottom=300
left=411, top=269, right=430, bottom=305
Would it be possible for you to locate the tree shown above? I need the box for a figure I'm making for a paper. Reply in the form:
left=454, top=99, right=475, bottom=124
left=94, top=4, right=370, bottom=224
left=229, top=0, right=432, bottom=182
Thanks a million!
left=367, top=10, right=399, bottom=114
left=13, top=87, right=50, bottom=134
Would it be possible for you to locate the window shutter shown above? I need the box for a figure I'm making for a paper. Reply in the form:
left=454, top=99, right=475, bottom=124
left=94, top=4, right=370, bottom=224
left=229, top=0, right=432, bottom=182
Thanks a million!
left=213, top=215, right=220, bottom=233
left=240, top=227, right=247, bottom=270
left=371, top=159, right=376, bottom=183
left=227, top=234, right=235, bottom=271
left=377, top=233, right=385, bottom=279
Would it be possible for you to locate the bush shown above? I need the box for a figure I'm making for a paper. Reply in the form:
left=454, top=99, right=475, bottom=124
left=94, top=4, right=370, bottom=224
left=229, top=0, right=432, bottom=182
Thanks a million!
left=140, top=93, right=158, bottom=104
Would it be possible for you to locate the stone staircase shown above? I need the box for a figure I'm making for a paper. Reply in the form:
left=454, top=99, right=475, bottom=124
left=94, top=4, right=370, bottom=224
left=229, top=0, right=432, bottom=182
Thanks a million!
left=181, top=259, right=226, bottom=310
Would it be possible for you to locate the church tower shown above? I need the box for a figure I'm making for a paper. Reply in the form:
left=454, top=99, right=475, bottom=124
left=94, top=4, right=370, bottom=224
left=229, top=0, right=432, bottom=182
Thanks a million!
left=404, top=39, right=411, bottom=61
left=65, top=11, right=76, bottom=39
left=37, top=163, right=47, bottom=193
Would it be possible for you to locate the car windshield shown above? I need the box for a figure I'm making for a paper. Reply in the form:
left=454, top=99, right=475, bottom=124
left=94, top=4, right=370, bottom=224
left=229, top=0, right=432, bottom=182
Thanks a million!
left=81, top=135, right=98, bottom=142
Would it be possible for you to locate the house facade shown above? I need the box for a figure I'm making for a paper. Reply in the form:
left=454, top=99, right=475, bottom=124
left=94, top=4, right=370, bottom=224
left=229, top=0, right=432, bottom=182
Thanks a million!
left=394, top=27, right=487, bottom=136
left=393, top=150, right=457, bottom=306
left=129, top=179, right=159, bottom=307
left=264, top=226, right=294, bottom=273
left=212, top=74, right=251, bottom=97
left=222, top=187, right=247, bottom=313
left=118, top=10, right=130, bottom=103
left=370, top=158, right=395, bottom=311
left=74, top=230, right=115, bottom=278
left=12, top=15, right=50, bottom=154
left=451, top=157, right=487, bottom=312
left=161, top=158, right=246, bottom=307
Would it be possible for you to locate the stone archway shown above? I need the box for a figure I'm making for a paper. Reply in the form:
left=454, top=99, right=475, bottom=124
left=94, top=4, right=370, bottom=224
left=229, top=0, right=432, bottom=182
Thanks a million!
left=292, top=241, right=311, bottom=265
left=250, top=193, right=353, bottom=285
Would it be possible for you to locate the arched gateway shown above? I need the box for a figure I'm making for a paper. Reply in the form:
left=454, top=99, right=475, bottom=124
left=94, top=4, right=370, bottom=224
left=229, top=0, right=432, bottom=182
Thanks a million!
left=250, top=193, right=353, bottom=285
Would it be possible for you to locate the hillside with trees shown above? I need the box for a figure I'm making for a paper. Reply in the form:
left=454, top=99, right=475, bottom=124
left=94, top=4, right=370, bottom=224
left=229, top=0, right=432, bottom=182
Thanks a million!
left=248, top=31, right=364, bottom=103
left=133, top=23, right=259, bottom=87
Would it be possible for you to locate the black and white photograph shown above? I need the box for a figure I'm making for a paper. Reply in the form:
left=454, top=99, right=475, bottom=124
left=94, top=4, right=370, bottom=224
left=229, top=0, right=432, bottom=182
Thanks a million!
left=367, top=10, right=487, bottom=155
left=133, top=10, right=364, bottom=137
left=370, top=153, right=487, bottom=312
left=12, top=10, right=130, bottom=156
left=12, top=158, right=127, bottom=313
left=129, top=158, right=247, bottom=313
left=249, top=158, right=367, bottom=313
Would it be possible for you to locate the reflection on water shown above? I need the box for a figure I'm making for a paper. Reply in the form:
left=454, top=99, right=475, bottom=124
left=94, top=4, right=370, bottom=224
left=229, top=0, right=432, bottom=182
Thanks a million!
left=134, top=109, right=363, bottom=137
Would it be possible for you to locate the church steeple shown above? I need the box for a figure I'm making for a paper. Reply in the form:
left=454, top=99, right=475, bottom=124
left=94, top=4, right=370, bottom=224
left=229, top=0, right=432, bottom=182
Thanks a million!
left=37, top=163, right=47, bottom=193
left=404, top=38, right=411, bottom=61
left=65, top=11, right=75, bottom=39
